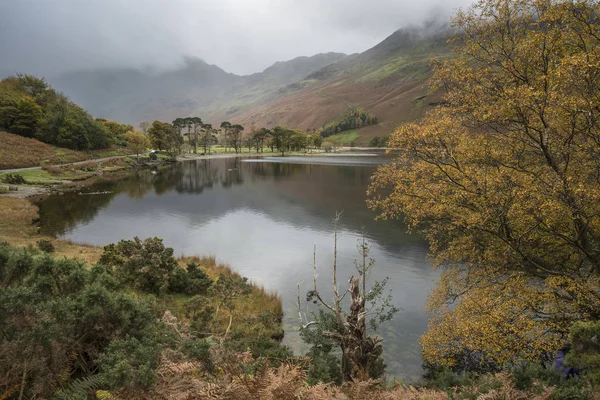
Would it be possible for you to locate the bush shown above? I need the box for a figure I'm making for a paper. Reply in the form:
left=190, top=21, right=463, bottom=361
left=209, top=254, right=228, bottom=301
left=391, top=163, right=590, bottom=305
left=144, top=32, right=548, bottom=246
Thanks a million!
left=168, top=262, right=212, bottom=295
left=322, top=141, right=334, bottom=152
left=183, top=339, right=214, bottom=372
left=568, top=320, right=600, bottom=385
left=510, top=362, right=562, bottom=390
left=36, top=239, right=55, bottom=253
left=99, top=237, right=179, bottom=295
left=1, top=173, right=26, bottom=184
left=0, top=244, right=165, bottom=399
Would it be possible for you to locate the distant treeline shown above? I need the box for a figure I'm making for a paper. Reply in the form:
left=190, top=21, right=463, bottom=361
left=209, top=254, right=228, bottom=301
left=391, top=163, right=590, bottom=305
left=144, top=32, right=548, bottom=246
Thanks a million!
left=0, top=74, right=133, bottom=151
left=319, top=108, right=378, bottom=138
left=147, top=116, right=325, bottom=157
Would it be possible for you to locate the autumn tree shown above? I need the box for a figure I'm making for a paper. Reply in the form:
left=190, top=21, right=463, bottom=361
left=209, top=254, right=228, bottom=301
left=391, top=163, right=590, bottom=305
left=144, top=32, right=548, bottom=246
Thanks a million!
left=147, top=120, right=168, bottom=150
left=99, top=119, right=134, bottom=146
left=125, top=130, right=150, bottom=160
left=368, top=0, right=600, bottom=369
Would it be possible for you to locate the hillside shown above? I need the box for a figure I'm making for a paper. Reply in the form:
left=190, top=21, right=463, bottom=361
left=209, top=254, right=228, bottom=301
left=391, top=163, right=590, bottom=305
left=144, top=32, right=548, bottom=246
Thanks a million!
left=0, top=131, right=89, bottom=169
left=227, top=29, right=450, bottom=144
left=51, top=53, right=347, bottom=125
left=50, top=27, right=451, bottom=144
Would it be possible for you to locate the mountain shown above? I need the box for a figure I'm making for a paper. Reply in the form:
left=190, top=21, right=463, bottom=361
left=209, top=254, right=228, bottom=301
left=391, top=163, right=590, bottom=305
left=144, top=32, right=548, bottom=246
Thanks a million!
left=50, top=27, right=451, bottom=144
left=51, top=53, right=347, bottom=125
left=227, top=28, right=451, bottom=144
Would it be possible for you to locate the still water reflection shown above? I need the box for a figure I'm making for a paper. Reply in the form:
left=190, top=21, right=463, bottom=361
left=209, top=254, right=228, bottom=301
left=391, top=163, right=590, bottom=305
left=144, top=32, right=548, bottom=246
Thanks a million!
left=38, top=154, right=439, bottom=380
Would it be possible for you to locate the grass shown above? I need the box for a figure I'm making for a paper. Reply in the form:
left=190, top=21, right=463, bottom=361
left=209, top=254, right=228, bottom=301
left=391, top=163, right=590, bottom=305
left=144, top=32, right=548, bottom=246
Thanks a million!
left=0, top=156, right=134, bottom=185
left=173, top=255, right=283, bottom=340
left=0, top=169, right=62, bottom=185
left=0, top=131, right=132, bottom=170
left=326, top=130, right=359, bottom=145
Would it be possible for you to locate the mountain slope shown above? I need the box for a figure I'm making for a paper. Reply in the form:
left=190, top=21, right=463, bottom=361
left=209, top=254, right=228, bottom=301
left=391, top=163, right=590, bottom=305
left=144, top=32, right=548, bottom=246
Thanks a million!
left=51, top=27, right=451, bottom=144
left=51, top=53, right=347, bottom=125
left=221, top=29, right=451, bottom=144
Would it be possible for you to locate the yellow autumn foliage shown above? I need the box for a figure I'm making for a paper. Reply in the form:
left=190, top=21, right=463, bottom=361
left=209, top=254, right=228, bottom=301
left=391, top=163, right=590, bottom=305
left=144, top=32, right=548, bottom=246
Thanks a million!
left=368, top=0, right=600, bottom=367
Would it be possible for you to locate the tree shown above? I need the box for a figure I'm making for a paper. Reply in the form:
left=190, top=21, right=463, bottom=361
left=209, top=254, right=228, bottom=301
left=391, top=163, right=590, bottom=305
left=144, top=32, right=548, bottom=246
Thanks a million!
left=271, top=126, right=293, bottom=156
left=299, top=214, right=397, bottom=381
left=190, top=117, right=203, bottom=154
left=172, top=118, right=185, bottom=137
left=100, top=119, right=134, bottom=146
left=147, top=120, right=168, bottom=150
left=164, top=123, right=183, bottom=159
left=201, top=123, right=216, bottom=155
left=227, top=123, right=244, bottom=154
left=252, top=128, right=271, bottom=153
left=368, top=0, right=600, bottom=369
left=139, top=121, right=150, bottom=134
left=290, top=130, right=308, bottom=152
left=125, top=130, right=150, bottom=160
left=15, top=73, right=48, bottom=97
left=313, top=135, right=323, bottom=150
left=220, top=121, right=232, bottom=153
left=10, top=97, right=42, bottom=137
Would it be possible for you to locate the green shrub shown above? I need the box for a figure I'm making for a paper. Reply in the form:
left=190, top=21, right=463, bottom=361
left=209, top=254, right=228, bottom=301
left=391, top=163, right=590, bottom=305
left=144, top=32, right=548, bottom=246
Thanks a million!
left=510, top=361, right=562, bottom=391
left=168, top=262, right=212, bottom=295
left=183, top=339, right=214, bottom=372
left=36, top=239, right=55, bottom=253
left=548, top=386, right=593, bottom=400
left=0, top=245, right=165, bottom=399
left=1, top=172, right=26, bottom=184
left=99, top=236, right=179, bottom=295
left=568, top=320, right=600, bottom=385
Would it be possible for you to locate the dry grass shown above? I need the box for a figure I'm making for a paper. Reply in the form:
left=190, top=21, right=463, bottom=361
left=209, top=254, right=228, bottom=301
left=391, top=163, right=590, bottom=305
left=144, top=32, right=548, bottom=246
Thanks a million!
left=0, top=197, right=38, bottom=240
left=176, top=256, right=283, bottom=340
left=0, top=131, right=131, bottom=170
left=0, top=131, right=89, bottom=169
left=0, top=197, right=104, bottom=262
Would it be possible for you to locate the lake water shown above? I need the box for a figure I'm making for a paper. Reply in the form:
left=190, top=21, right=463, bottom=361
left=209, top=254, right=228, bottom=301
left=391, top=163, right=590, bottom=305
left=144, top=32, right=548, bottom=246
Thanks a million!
left=37, top=154, right=439, bottom=381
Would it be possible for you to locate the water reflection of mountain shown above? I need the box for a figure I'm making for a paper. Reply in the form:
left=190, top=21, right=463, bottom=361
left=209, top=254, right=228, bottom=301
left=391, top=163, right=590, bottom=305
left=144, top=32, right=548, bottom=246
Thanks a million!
left=39, top=157, right=423, bottom=253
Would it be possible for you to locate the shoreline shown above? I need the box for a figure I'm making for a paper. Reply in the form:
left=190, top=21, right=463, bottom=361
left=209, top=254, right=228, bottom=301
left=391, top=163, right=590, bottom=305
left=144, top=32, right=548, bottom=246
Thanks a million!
left=1, top=148, right=388, bottom=199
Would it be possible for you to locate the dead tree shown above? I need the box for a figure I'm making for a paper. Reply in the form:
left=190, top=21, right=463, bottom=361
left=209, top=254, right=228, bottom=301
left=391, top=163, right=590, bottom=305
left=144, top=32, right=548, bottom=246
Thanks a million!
left=298, top=212, right=397, bottom=381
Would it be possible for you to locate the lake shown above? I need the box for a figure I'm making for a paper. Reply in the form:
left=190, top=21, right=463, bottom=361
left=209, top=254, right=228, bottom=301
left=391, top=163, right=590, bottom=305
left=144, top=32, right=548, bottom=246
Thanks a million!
left=37, top=153, right=439, bottom=381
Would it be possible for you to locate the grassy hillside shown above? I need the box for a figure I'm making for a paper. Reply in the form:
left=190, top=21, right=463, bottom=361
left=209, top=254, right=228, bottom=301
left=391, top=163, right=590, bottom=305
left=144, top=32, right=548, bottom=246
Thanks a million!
left=0, top=131, right=130, bottom=169
left=0, top=131, right=89, bottom=169
left=229, top=30, right=451, bottom=145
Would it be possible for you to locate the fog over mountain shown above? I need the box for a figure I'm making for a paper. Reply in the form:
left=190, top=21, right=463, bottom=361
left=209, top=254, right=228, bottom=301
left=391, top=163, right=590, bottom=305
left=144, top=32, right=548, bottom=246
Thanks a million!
left=0, top=0, right=473, bottom=77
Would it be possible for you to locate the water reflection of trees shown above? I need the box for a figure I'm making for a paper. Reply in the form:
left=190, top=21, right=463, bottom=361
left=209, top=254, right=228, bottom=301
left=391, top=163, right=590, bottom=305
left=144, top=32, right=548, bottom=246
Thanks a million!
left=38, top=159, right=415, bottom=252
left=38, top=190, right=119, bottom=236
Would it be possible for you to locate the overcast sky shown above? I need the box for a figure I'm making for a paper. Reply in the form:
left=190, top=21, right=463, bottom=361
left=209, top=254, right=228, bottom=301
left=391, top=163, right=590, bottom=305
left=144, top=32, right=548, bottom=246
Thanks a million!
left=0, top=0, right=474, bottom=77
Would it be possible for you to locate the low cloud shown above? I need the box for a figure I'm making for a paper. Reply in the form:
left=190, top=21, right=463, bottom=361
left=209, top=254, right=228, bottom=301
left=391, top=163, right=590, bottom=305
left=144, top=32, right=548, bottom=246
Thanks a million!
left=0, top=0, right=473, bottom=77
